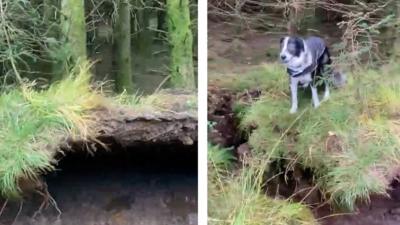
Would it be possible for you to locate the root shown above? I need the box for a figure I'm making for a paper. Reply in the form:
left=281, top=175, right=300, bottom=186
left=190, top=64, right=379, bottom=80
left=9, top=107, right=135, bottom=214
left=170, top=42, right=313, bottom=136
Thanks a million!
left=11, top=201, right=23, bottom=225
left=0, top=199, right=8, bottom=217
left=32, top=183, right=62, bottom=220
left=48, top=193, right=62, bottom=220
left=32, top=190, right=47, bottom=219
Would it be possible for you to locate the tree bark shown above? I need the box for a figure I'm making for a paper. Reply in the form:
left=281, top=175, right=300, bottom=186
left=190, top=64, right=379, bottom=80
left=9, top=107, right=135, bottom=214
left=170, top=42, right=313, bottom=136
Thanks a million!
left=61, top=0, right=87, bottom=65
left=167, top=0, right=195, bottom=90
left=115, top=0, right=134, bottom=93
left=90, top=108, right=197, bottom=147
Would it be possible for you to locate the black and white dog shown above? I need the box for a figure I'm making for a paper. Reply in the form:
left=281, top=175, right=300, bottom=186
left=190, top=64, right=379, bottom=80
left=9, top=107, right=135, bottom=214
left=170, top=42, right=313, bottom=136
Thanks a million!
left=279, top=36, right=345, bottom=113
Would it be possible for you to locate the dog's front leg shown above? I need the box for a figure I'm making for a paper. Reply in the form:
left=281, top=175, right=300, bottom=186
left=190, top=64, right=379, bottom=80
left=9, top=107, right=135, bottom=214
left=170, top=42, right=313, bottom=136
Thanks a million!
left=323, top=81, right=330, bottom=101
left=311, top=85, right=320, bottom=108
left=290, top=78, right=298, bottom=113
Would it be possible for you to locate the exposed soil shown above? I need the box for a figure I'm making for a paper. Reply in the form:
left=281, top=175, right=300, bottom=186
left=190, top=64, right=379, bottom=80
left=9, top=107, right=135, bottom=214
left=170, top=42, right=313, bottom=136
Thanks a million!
left=316, top=181, right=400, bottom=225
left=208, top=21, right=400, bottom=225
left=207, top=84, right=260, bottom=151
left=208, top=22, right=342, bottom=80
left=0, top=144, right=197, bottom=225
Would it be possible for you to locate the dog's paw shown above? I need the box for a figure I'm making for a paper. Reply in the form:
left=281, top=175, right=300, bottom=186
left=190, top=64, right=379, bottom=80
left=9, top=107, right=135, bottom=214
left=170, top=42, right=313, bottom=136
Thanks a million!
left=290, top=107, right=297, bottom=114
left=313, top=102, right=320, bottom=108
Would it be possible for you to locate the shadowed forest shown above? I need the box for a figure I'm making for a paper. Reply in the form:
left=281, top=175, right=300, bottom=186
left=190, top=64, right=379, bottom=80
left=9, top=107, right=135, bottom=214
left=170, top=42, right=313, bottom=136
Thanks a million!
left=0, top=0, right=197, bottom=225
left=208, top=0, right=400, bottom=225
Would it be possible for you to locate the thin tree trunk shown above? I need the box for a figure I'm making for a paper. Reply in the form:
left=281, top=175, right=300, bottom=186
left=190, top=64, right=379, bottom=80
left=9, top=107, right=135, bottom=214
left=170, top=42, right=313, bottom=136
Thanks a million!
left=133, top=0, right=153, bottom=59
left=61, top=0, right=87, bottom=65
left=156, top=0, right=166, bottom=35
left=115, top=0, right=133, bottom=93
left=44, top=0, right=62, bottom=82
left=167, top=0, right=195, bottom=90
left=394, top=1, right=400, bottom=60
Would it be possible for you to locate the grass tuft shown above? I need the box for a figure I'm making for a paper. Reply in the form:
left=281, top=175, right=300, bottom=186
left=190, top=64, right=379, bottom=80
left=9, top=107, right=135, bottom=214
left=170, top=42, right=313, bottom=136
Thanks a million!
left=0, top=61, right=103, bottom=198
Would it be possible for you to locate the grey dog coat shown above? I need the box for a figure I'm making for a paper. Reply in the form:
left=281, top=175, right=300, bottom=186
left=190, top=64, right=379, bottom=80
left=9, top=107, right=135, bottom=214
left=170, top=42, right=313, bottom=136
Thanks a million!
left=288, top=36, right=331, bottom=78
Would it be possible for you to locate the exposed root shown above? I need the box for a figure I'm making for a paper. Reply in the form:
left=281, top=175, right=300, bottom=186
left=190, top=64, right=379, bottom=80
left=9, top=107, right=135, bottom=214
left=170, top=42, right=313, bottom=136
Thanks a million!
left=32, top=189, right=48, bottom=219
left=48, top=192, right=62, bottom=220
left=32, top=183, right=62, bottom=220
left=0, top=199, right=8, bottom=217
left=11, top=201, right=23, bottom=225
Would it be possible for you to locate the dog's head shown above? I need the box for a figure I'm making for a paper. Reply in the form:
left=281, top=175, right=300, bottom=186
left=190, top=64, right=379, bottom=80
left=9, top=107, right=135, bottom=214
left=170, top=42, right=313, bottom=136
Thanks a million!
left=279, top=36, right=306, bottom=67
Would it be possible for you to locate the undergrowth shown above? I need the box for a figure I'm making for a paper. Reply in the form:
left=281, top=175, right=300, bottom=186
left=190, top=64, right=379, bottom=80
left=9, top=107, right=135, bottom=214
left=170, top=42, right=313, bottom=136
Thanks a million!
left=208, top=144, right=317, bottom=225
left=235, top=63, right=400, bottom=210
left=0, top=62, right=104, bottom=198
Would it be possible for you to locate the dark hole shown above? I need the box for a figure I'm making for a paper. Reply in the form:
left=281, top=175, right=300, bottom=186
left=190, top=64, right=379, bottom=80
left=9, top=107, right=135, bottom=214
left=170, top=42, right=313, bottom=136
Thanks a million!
left=0, top=143, right=198, bottom=225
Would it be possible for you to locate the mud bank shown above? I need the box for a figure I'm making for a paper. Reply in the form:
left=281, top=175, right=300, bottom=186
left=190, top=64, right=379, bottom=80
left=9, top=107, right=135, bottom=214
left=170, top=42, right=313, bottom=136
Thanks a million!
left=0, top=144, right=197, bottom=225
left=316, top=181, right=400, bottom=225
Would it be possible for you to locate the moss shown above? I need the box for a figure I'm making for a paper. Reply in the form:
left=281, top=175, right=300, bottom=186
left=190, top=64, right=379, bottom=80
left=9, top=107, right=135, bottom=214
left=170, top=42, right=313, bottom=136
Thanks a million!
left=61, top=0, right=87, bottom=63
left=167, top=0, right=195, bottom=90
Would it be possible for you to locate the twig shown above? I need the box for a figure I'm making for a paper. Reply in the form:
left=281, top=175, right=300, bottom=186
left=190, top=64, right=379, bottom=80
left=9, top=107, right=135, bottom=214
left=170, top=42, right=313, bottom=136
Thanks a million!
left=154, top=75, right=171, bottom=94
left=316, top=212, right=356, bottom=221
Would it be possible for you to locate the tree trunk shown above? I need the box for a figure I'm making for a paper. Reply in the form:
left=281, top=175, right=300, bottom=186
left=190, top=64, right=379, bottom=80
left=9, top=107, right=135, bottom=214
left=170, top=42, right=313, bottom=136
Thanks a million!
left=394, top=1, right=400, bottom=60
left=115, top=0, right=133, bottom=93
left=287, top=0, right=317, bottom=35
left=133, top=0, right=153, bottom=59
left=44, top=0, right=62, bottom=82
left=61, top=0, right=87, bottom=65
left=156, top=0, right=166, bottom=34
left=167, top=0, right=195, bottom=90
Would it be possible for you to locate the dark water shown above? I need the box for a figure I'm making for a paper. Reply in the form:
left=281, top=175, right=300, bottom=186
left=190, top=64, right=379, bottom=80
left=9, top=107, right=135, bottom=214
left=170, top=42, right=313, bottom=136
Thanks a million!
left=0, top=145, right=198, bottom=225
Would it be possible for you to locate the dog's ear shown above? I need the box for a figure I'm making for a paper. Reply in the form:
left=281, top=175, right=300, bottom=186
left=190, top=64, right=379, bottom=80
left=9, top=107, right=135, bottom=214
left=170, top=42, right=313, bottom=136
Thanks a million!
left=294, top=37, right=304, bottom=51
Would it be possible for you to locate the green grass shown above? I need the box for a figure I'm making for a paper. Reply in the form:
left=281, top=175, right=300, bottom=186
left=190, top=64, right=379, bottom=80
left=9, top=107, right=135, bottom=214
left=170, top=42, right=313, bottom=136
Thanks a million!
left=208, top=144, right=317, bottom=225
left=235, top=63, right=400, bottom=210
left=209, top=62, right=400, bottom=224
left=0, top=61, right=103, bottom=198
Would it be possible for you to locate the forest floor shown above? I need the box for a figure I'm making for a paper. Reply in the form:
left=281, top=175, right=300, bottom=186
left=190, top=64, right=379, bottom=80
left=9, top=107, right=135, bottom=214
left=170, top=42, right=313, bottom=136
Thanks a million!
left=208, top=21, right=400, bottom=225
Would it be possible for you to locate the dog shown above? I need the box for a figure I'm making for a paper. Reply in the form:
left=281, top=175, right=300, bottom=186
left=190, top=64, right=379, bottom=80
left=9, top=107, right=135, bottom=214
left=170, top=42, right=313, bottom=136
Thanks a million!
left=279, top=36, right=346, bottom=113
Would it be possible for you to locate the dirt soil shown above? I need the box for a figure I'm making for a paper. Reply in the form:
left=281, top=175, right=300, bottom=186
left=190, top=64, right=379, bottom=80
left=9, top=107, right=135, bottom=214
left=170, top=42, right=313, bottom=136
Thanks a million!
left=208, top=22, right=342, bottom=80
left=317, top=181, right=400, bottom=225
left=208, top=21, right=400, bottom=225
left=0, top=145, right=197, bottom=225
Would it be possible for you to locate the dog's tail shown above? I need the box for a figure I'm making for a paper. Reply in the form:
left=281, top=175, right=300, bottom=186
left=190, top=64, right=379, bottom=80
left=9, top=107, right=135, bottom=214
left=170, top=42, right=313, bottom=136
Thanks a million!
left=332, top=70, right=346, bottom=88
